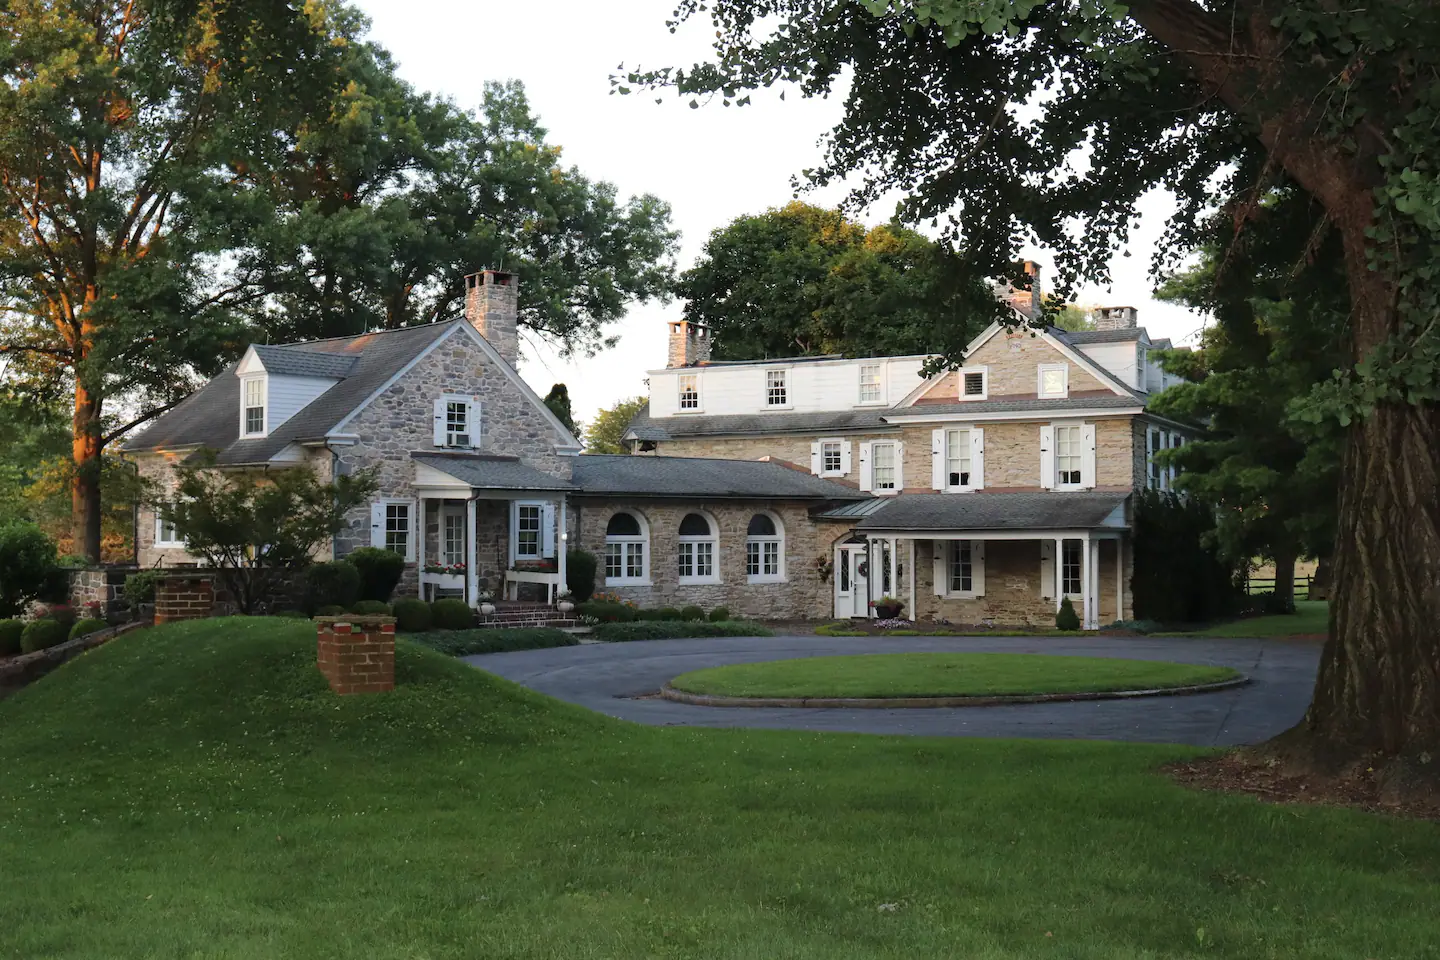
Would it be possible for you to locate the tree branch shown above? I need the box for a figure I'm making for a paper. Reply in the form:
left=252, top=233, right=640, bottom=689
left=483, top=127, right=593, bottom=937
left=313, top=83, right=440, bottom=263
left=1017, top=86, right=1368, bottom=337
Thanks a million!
left=101, top=398, right=187, bottom=445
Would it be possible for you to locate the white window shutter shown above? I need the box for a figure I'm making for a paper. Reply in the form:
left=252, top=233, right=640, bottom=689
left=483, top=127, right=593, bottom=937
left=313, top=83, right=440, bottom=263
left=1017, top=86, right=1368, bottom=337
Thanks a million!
left=470, top=397, right=483, bottom=448
left=810, top=441, right=822, bottom=476
left=370, top=501, right=385, bottom=548
left=932, top=540, right=947, bottom=596
left=542, top=502, right=556, bottom=558
left=972, top=540, right=986, bottom=596
left=1039, top=425, right=1055, bottom=490
left=840, top=441, right=853, bottom=476
left=858, top=441, right=873, bottom=492
left=1081, top=422, right=1097, bottom=489
left=931, top=428, right=945, bottom=490
left=894, top=441, right=905, bottom=491
left=1039, top=540, right=1055, bottom=599
left=971, top=428, right=985, bottom=490
left=508, top=501, right=518, bottom=566
left=433, top=398, right=446, bottom=446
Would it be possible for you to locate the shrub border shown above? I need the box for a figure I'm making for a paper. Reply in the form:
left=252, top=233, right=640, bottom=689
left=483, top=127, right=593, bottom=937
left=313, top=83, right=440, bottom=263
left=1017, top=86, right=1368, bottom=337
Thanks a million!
left=0, top=620, right=147, bottom=698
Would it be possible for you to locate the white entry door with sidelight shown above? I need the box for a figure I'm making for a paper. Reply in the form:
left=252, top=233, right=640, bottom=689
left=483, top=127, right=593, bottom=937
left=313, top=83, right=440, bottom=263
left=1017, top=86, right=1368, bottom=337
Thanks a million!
left=833, top=544, right=869, bottom=618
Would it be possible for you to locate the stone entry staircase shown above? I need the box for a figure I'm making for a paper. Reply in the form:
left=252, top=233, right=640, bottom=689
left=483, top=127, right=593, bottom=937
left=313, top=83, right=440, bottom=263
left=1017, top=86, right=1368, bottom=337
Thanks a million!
left=478, top=601, right=580, bottom=631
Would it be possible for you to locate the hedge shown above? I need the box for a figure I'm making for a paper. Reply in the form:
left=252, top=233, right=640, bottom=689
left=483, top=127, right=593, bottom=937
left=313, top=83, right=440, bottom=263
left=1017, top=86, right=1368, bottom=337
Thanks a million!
left=576, top=600, right=636, bottom=623
left=431, top=598, right=474, bottom=630
left=19, top=619, right=68, bottom=654
left=68, top=618, right=109, bottom=642
left=407, top=628, right=579, bottom=657
left=0, top=619, right=23, bottom=656
left=593, top=620, right=771, bottom=642
left=302, top=561, right=361, bottom=615
left=565, top=548, right=597, bottom=602
left=346, top=547, right=406, bottom=602
left=391, top=598, right=433, bottom=633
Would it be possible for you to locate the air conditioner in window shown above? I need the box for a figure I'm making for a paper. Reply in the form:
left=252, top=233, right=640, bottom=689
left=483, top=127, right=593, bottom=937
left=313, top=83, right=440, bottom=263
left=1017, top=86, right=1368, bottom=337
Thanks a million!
left=451, top=433, right=471, bottom=447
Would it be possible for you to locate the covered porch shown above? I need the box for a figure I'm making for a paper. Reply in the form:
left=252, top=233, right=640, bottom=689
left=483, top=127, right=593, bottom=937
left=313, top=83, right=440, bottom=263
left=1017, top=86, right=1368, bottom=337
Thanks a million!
left=411, top=454, right=575, bottom=607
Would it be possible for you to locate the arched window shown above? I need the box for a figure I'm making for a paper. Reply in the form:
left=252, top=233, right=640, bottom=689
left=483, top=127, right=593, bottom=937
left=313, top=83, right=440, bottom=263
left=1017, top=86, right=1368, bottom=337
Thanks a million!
left=604, top=511, right=648, bottom=584
left=745, top=513, right=785, bottom=583
left=677, top=512, right=718, bottom=583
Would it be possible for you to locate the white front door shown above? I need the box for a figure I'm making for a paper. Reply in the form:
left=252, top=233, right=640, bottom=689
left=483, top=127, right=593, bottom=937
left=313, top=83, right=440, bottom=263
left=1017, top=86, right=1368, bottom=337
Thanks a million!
left=834, top=545, right=869, bottom=618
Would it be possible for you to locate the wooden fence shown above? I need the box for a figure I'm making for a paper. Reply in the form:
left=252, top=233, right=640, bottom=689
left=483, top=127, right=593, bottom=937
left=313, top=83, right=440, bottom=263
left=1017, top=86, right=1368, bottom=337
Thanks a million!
left=1243, top=575, right=1313, bottom=600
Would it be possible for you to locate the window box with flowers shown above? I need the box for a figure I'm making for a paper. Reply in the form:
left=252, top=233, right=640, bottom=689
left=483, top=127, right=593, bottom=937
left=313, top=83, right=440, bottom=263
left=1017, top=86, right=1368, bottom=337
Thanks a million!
left=421, top=562, right=466, bottom=595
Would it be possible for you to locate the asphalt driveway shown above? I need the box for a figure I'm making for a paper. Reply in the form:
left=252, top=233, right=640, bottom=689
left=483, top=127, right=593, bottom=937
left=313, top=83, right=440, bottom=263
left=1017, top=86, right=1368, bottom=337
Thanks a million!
left=464, top=634, right=1322, bottom=746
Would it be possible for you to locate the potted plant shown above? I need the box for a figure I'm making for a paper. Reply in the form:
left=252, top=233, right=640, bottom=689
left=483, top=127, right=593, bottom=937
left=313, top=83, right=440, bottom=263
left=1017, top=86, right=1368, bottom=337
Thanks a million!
left=477, top=590, right=495, bottom=617
left=555, top=588, right=575, bottom=614
left=871, top=595, right=904, bottom=619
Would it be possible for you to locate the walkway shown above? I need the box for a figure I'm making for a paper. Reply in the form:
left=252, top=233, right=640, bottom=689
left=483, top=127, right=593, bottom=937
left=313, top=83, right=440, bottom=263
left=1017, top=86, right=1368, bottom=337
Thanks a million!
left=464, top=634, right=1321, bottom=746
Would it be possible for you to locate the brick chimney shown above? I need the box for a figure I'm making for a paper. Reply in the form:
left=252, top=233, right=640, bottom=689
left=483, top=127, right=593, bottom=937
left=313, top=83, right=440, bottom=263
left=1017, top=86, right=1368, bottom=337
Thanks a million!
left=1001, top=260, right=1042, bottom=320
left=465, top=269, right=519, bottom=367
left=667, top=320, right=712, bottom=368
left=1093, top=306, right=1138, bottom=331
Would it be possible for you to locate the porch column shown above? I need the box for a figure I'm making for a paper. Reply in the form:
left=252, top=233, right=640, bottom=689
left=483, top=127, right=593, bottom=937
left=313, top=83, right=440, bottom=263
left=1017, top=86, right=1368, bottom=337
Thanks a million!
left=907, top=538, right=916, bottom=618
left=465, top=498, right=479, bottom=607
left=889, top=537, right=899, bottom=603
left=1116, top=536, right=1124, bottom=622
left=557, top=498, right=568, bottom=604
left=1080, top=531, right=1092, bottom=629
left=1055, top=537, right=1064, bottom=612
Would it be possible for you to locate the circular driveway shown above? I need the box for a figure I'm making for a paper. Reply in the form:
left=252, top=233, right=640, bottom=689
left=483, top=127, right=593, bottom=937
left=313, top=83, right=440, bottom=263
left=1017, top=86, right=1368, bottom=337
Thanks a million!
left=464, top=634, right=1321, bottom=746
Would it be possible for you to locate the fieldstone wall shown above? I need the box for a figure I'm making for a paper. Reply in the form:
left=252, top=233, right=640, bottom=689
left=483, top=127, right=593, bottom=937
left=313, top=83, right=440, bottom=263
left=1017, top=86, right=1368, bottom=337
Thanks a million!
left=573, top=498, right=846, bottom=619
left=65, top=567, right=134, bottom=616
left=920, top=329, right=1112, bottom=400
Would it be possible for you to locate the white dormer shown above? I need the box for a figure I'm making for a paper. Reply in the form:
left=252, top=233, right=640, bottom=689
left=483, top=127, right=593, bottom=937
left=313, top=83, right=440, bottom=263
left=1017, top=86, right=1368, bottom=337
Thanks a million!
left=235, top=348, right=269, bottom=438
left=235, top=344, right=348, bottom=439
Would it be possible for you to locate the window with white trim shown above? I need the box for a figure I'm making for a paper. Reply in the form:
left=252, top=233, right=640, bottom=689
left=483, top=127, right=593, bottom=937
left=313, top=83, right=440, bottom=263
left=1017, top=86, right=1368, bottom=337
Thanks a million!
left=514, top=502, right=543, bottom=560
left=604, top=512, right=648, bottom=584
left=821, top=440, right=843, bottom=475
left=745, top=513, right=784, bottom=582
left=945, top=428, right=972, bottom=489
left=959, top=367, right=988, bottom=399
left=858, top=363, right=883, bottom=404
left=445, top=400, right=471, bottom=447
left=242, top=377, right=265, bottom=436
left=1061, top=539, right=1082, bottom=596
left=677, top=513, right=717, bottom=582
left=1038, top=364, right=1068, bottom=398
left=872, top=441, right=898, bottom=491
left=155, top=504, right=184, bottom=548
left=442, top=511, right=466, bottom=566
left=950, top=540, right=974, bottom=593
left=384, top=502, right=411, bottom=557
left=765, top=369, right=788, bottom=406
left=678, top=373, right=700, bottom=410
left=1055, top=424, right=1083, bottom=488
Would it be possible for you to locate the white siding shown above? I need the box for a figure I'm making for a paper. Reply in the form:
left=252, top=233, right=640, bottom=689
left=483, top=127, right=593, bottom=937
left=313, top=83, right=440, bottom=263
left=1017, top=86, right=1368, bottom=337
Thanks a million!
left=267, top=374, right=339, bottom=430
left=647, top=356, right=929, bottom=418
left=1074, top=342, right=1142, bottom=390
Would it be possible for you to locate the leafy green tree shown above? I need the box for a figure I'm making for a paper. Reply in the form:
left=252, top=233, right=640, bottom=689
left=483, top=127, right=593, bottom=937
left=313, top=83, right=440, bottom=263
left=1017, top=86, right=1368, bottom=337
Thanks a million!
left=627, top=0, right=1440, bottom=772
left=159, top=458, right=376, bottom=615
left=1048, top=301, right=1094, bottom=333
left=0, top=520, right=59, bottom=618
left=543, top=384, right=580, bottom=437
left=584, top=396, right=648, bottom=454
left=679, top=202, right=998, bottom=359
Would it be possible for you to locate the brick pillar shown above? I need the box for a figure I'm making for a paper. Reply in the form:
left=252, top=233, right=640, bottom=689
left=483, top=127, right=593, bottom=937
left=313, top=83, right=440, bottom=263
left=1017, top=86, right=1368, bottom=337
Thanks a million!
left=315, top=616, right=396, bottom=695
left=153, top=574, right=215, bottom=625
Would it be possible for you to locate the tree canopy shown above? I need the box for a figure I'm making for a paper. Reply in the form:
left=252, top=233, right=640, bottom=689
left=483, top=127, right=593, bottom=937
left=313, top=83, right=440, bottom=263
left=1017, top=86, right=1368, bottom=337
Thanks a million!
left=584, top=396, right=647, bottom=454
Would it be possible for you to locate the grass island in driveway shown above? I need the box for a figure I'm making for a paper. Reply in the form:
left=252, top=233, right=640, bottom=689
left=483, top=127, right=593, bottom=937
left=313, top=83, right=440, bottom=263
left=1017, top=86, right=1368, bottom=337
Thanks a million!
left=667, top=652, right=1241, bottom=700
left=1, top=617, right=1435, bottom=960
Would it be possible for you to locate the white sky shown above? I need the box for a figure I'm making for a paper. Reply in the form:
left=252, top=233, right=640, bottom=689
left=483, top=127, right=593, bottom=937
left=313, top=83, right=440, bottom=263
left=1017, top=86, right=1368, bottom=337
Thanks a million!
left=354, top=0, right=1205, bottom=429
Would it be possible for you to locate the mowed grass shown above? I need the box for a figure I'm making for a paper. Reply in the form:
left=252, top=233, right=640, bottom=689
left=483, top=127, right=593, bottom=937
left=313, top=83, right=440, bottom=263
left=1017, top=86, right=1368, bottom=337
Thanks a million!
left=1181, top=601, right=1331, bottom=638
left=1, top=619, right=1436, bottom=960
left=670, top=653, right=1240, bottom=699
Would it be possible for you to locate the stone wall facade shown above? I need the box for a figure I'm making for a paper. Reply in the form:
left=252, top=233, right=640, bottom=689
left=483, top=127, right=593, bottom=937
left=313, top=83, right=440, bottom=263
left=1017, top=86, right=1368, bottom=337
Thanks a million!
left=65, top=567, right=134, bottom=617
left=573, top=498, right=847, bottom=619
left=921, top=328, right=1113, bottom=400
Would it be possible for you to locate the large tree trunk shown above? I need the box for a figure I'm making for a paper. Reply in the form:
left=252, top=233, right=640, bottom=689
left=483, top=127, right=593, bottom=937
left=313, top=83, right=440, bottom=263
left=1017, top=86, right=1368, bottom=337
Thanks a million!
left=71, top=380, right=104, bottom=564
left=1270, top=547, right=1296, bottom=614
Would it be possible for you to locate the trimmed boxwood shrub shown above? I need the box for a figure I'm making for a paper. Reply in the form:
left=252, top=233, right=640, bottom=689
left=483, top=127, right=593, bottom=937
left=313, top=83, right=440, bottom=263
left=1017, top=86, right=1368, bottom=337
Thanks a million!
left=594, top=621, right=772, bottom=642
left=707, top=606, right=731, bottom=622
left=633, top=608, right=661, bottom=621
left=408, top=627, right=578, bottom=657
left=346, top=547, right=406, bottom=602
left=274, top=609, right=309, bottom=618
left=348, top=600, right=393, bottom=616
left=1056, top=597, right=1081, bottom=631
left=0, top=619, right=23, bottom=656
left=302, top=561, right=361, bottom=615
left=679, top=605, right=706, bottom=622
left=316, top=605, right=347, bottom=616
left=391, top=598, right=433, bottom=633
left=431, top=598, right=474, bottom=630
left=68, top=618, right=108, bottom=642
left=20, top=618, right=68, bottom=653
left=654, top=606, right=681, bottom=621
left=565, top=548, right=598, bottom=603
left=577, top=601, right=635, bottom=623
left=123, top=570, right=161, bottom=608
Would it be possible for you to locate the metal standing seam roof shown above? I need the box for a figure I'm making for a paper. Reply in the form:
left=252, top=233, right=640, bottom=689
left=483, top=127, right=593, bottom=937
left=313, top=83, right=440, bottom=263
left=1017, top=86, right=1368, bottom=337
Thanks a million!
left=571, top=455, right=869, bottom=500
left=810, top=498, right=891, bottom=520
left=853, top=491, right=1130, bottom=532
left=412, top=453, right=575, bottom=491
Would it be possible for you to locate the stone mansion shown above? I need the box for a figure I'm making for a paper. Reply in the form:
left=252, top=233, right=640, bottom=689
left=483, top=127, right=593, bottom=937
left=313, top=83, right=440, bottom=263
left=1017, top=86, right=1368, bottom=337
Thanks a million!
left=124, top=267, right=1189, bottom=627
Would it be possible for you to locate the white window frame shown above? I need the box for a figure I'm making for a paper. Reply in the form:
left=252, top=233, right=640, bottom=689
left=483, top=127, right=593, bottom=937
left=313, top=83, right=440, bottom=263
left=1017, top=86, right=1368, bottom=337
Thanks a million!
left=603, top=511, right=649, bottom=585
left=1054, top=423, right=1085, bottom=490
left=372, top=498, right=416, bottom=562
left=815, top=437, right=848, bottom=478
left=744, top=512, right=785, bottom=583
left=1061, top=539, right=1083, bottom=598
left=512, top=500, right=546, bottom=561
left=765, top=368, right=790, bottom=408
left=946, top=540, right=985, bottom=599
left=871, top=440, right=900, bottom=494
left=154, top=504, right=185, bottom=548
left=240, top=375, right=266, bottom=437
left=1037, top=363, right=1069, bottom=399
left=435, top=393, right=481, bottom=449
left=677, top=512, right=720, bottom=584
left=857, top=362, right=885, bottom=405
left=441, top=507, right=467, bottom=567
left=945, top=427, right=973, bottom=491
left=677, top=373, right=702, bottom=412
left=957, top=365, right=989, bottom=401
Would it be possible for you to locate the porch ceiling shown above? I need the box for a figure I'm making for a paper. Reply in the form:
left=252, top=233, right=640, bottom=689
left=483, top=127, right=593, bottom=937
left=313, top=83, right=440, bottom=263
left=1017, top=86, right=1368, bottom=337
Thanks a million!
left=854, top=491, right=1129, bottom=533
left=411, top=453, right=574, bottom=492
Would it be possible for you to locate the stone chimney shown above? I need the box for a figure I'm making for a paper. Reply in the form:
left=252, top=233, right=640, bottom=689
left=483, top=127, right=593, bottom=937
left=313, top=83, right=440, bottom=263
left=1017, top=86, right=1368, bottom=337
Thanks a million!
left=1093, top=306, right=1138, bottom=331
left=667, top=320, right=712, bottom=368
left=464, top=269, right=519, bottom=367
left=1001, top=260, right=1043, bottom=320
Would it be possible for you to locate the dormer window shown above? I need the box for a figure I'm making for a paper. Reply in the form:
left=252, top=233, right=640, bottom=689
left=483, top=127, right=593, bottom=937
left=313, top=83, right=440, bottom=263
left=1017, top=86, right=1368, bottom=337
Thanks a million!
left=766, top=369, right=788, bottom=407
left=678, top=373, right=700, bottom=411
left=241, top=377, right=266, bottom=436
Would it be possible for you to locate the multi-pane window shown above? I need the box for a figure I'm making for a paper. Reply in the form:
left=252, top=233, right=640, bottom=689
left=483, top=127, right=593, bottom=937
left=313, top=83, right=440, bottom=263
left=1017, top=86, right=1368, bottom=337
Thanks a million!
left=678, top=374, right=700, bottom=410
left=155, top=506, right=183, bottom=547
left=384, top=503, right=411, bottom=556
left=950, top=540, right=973, bottom=593
left=1055, top=425, right=1082, bottom=486
left=821, top=440, right=843, bottom=475
left=859, top=363, right=882, bottom=403
left=745, top=514, right=782, bottom=581
left=872, top=442, right=898, bottom=491
left=766, top=369, right=787, bottom=406
left=962, top=370, right=986, bottom=397
left=443, top=512, right=465, bottom=566
left=515, top=503, right=542, bottom=559
left=677, top=513, right=716, bottom=580
left=604, top=512, right=647, bottom=582
left=945, top=428, right=971, bottom=488
left=243, top=378, right=265, bottom=435
left=445, top=400, right=471, bottom=447
left=1062, top=539, right=1082, bottom=596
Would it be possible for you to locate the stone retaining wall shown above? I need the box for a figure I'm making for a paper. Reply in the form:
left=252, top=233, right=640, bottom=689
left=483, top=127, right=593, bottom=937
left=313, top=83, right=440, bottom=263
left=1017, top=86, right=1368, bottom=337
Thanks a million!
left=0, top=621, right=145, bottom=700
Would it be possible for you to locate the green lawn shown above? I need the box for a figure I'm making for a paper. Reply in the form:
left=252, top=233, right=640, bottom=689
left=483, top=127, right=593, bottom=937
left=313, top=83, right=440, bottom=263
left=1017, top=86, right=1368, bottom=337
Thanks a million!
left=1, top=618, right=1436, bottom=959
left=1179, top=601, right=1331, bottom=638
left=670, top=652, right=1240, bottom=699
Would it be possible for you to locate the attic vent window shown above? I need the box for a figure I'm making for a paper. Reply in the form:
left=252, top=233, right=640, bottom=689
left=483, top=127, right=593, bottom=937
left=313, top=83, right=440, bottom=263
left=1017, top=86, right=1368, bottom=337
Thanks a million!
left=960, top=368, right=988, bottom=399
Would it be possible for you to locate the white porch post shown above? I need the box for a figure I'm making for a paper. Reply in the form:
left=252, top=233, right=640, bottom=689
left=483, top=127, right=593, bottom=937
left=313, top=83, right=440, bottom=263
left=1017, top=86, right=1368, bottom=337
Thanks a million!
left=465, top=497, right=479, bottom=607
left=557, top=498, right=568, bottom=605
left=889, top=537, right=899, bottom=603
left=907, top=538, right=916, bottom=619
left=1080, top=531, right=1092, bottom=629
left=1055, top=537, right=1064, bottom=612
left=1116, top=536, right=1124, bottom=622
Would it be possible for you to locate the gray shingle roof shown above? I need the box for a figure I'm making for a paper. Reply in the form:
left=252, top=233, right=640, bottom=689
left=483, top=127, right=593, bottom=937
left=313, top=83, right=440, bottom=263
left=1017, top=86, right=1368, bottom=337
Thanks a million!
left=252, top=343, right=358, bottom=379
left=126, top=322, right=456, bottom=462
left=889, top=395, right=1143, bottom=418
left=854, top=491, right=1130, bottom=531
left=1056, top=327, right=1146, bottom=344
left=572, top=455, right=869, bottom=500
left=413, top=453, right=574, bottom=491
left=624, top=403, right=895, bottom=442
